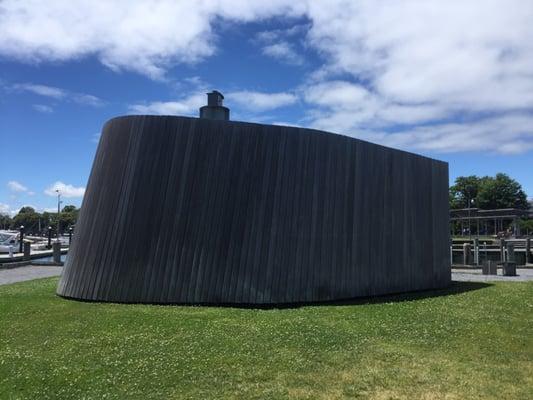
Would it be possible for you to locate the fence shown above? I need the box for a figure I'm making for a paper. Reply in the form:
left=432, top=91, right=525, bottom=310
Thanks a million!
left=451, top=237, right=531, bottom=266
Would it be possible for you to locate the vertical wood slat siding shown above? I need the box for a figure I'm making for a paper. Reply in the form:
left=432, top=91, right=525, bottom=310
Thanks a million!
left=57, top=115, right=450, bottom=305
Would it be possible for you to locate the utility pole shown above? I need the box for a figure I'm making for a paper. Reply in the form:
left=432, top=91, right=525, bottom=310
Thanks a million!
left=56, top=189, right=62, bottom=239
left=467, top=188, right=474, bottom=239
left=467, top=194, right=471, bottom=239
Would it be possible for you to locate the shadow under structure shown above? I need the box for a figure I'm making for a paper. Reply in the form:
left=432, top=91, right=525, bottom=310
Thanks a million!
left=57, top=92, right=450, bottom=305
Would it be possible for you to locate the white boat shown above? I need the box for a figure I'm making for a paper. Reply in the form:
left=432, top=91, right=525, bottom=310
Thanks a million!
left=0, top=230, right=70, bottom=253
left=0, top=231, right=19, bottom=253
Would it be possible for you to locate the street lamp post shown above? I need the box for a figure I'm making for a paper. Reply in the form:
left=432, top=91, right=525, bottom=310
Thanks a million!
left=467, top=192, right=474, bottom=239
left=19, top=225, right=24, bottom=253
left=47, top=226, right=52, bottom=249
left=56, top=189, right=62, bottom=240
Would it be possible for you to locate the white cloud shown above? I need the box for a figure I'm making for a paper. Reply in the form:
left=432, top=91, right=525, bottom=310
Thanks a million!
left=2, top=1, right=533, bottom=153
left=7, top=181, right=28, bottom=192
left=262, top=42, right=303, bottom=65
left=302, top=80, right=447, bottom=132
left=44, top=181, right=85, bottom=198
left=0, top=203, right=33, bottom=216
left=72, top=93, right=103, bottom=107
left=92, top=132, right=101, bottom=143
left=129, top=93, right=205, bottom=116
left=299, top=1, right=533, bottom=153
left=379, top=114, right=533, bottom=155
left=0, top=0, right=305, bottom=79
left=228, top=91, right=297, bottom=111
left=14, top=83, right=66, bottom=98
left=271, top=121, right=301, bottom=128
left=255, top=25, right=307, bottom=66
left=13, top=82, right=104, bottom=107
left=33, top=104, right=54, bottom=113
left=0, top=203, right=11, bottom=215
left=305, top=1, right=533, bottom=111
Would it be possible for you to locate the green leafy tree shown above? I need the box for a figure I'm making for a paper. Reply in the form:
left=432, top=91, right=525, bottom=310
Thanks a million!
left=449, top=175, right=483, bottom=209
left=0, top=213, right=12, bottom=230
left=477, top=173, right=528, bottom=210
left=62, top=205, right=77, bottom=213
left=450, top=173, right=529, bottom=210
left=519, top=219, right=533, bottom=235
left=59, top=205, right=79, bottom=231
left=41, top=212, right=53, bottom=228
left=12, top=207, right=40, bottom=233
left=40, top=206, right=79, bottom=234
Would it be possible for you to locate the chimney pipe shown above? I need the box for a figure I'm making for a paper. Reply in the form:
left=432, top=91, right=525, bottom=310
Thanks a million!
left=199, top=90, right=230, bottom=120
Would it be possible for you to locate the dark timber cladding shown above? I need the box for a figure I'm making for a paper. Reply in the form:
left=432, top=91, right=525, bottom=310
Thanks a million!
left=57, top=115, right=450, bottom=304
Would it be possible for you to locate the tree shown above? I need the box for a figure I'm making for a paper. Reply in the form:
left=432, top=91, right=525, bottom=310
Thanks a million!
left=41, top=211, right=53, bottom=228
left=450, top=173, right=529, bottom=210
left=449, top=175, right=483, bottom=209
left=59, top=205, right=79, bottom=231
left=477, top=173, right=529, bottom=210
left=12, top=207, right=40, bottom=233
left=62, top=205, right=77, bottom=213
left=0, top=213, right=12, bottom=230
left=5, top=205, right=80, bottom=235
left=519, top=219, right=533, bottom=235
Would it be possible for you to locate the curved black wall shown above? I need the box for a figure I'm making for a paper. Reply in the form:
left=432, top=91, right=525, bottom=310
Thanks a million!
left=57, top=115, right=450, bottom=304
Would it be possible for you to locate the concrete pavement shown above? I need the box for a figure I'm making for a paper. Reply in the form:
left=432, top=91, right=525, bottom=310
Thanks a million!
left=0, top=265, right=62, bottom=286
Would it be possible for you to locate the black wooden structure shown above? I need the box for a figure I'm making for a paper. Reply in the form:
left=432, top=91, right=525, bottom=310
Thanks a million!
left=57, top=112, right=450, bottom=304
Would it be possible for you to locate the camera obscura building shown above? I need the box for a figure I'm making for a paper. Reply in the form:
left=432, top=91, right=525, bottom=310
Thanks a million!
left=57, top=91, right=450, bottom=305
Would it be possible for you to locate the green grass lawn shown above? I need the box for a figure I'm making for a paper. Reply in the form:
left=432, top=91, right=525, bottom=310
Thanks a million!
left=1, top=278, right=532, bottom=400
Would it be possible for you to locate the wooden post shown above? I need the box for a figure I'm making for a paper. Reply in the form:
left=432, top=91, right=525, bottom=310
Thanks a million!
left=473, top=237, right=479, bottom=266
left=450, top=239, right=453, bottom=266
left=506, top=242, right=515, bottom=263
left=526, top=237, right=531, bottom=264
left=482, top=260, right=497, bottom=275
left=23, top=242, right=31, bottom=261
left=463, top=243, right=471, bottom=265
left=53, top=241, right=61, bottom=264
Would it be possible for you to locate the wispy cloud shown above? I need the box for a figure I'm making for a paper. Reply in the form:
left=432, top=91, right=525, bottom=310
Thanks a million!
left=128, top=93, right=204, bottom=116
left=32, top=104, right=54, bottom=113
left=7, top=180, right=28, bottom=192
left=73, top=93, right=103, bottom=107
left=262, top=42, right=304, bottom=66
left=13, top=82, right=104, bottom=107
left=255, top=24, right=307, bottom=66
left=14, top=83, right=65, bottom=99
left=228, top=91, right=297, bottom=112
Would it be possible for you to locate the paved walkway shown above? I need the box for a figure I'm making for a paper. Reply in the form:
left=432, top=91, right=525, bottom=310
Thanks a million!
left=2, top=265, right=531, bottom=287
left=452, top=268, right=533, bottom=282
left=0, top=266, right=62, bottom=286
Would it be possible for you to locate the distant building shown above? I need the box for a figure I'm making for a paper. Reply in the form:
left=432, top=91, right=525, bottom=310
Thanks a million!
left=450, top=208, right=529, bottom=236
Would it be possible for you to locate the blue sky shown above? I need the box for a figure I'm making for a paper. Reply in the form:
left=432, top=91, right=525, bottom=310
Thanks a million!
left=1, top=1, right=532, bottom=215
